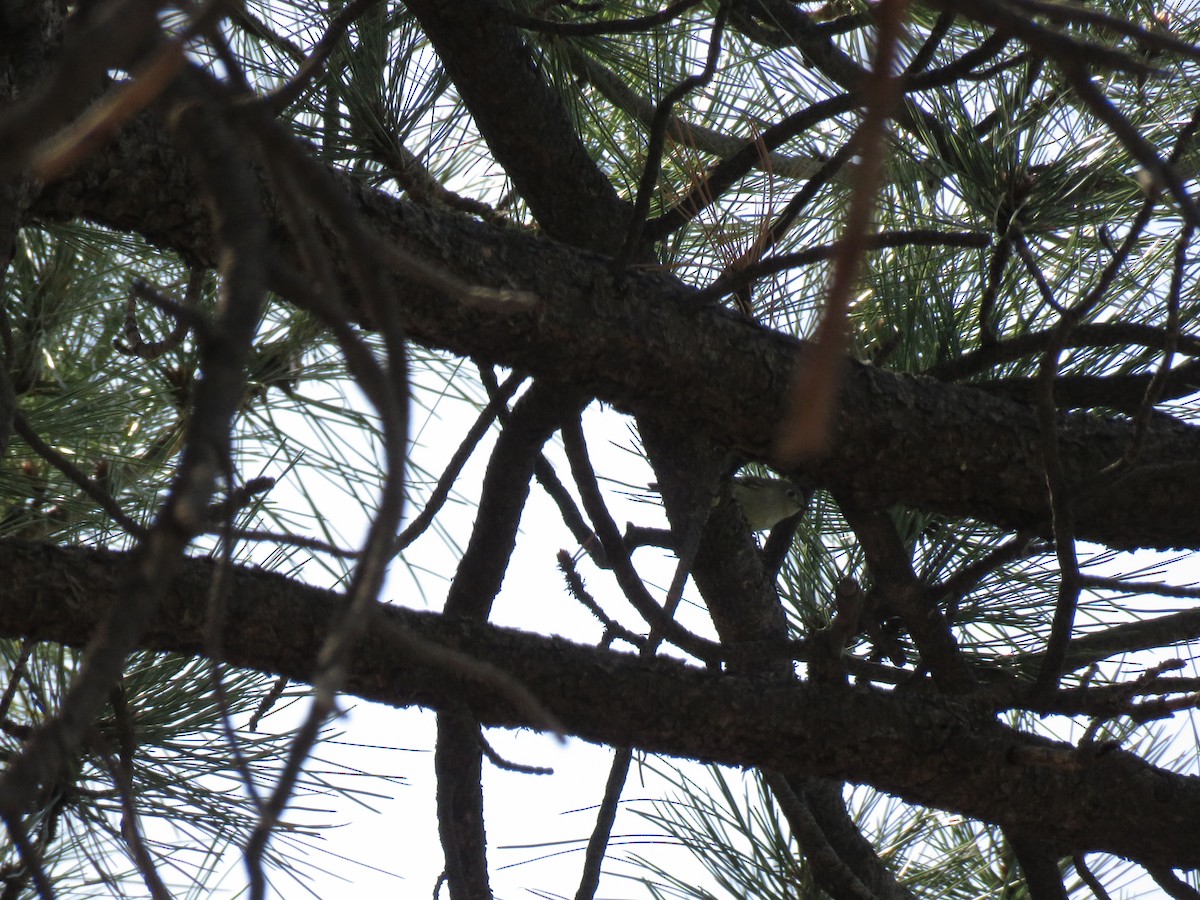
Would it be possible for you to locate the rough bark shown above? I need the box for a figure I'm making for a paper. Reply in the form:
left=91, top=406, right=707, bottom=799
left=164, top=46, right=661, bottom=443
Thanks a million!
left=29, top=110, right=1200, bottom=552
left=0, top=539, right=1195, bottom=868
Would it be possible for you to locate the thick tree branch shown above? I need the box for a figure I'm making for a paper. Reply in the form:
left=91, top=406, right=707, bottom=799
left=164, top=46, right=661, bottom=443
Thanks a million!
left=29, top=113, right=1200, bottom=551
left=2, top=539, right=1199, bottom=868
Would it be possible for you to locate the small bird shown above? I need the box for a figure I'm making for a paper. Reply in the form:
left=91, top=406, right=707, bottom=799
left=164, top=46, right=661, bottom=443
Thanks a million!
left=730, top=476, right=809, bottom=531
left=637, top=476, right=809, bottom=532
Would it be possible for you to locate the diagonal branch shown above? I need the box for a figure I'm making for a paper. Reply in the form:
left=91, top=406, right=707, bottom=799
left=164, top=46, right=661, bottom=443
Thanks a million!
left=617, top=0, right=731, bottom=266
left=838, top=500, right=975, bottom=693
left=31, top=112, right=1200, bottom=552
left=402, top=0, right=631, bottom=253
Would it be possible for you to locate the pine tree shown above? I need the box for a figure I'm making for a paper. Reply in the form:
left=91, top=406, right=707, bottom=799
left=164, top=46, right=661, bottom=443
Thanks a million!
left=1, top=0, right=1200, bottom=896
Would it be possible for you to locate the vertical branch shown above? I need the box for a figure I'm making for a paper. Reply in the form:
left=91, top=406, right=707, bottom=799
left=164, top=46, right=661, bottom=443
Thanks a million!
left=106, top=683, right=173, bottom=900
left=573, top=747, right=633, bottom=900
left=0, top=68, right=269, bottom=840
left=434, top=381, right=581, bottom=899
left=978, top=235, right=1014, bottom=344
left=1008, top=834, right=1068, bottom=900
left=776, top=0, right=910, bottom=461
left=0, top=232, right=15, bottom=460
left=237, top=117, right=414, bottom=900
left=1030, top=334, right=1080, bottom=699
left=443, top=382, right=581, bottom=619
left=206, top=471, right=268, bottom=815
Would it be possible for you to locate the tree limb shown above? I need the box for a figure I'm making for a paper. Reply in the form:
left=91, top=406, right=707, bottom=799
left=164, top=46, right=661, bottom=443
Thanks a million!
left=29, top=110, right=1200, bottom=551
left=2, top=540, right=1199, bottom=868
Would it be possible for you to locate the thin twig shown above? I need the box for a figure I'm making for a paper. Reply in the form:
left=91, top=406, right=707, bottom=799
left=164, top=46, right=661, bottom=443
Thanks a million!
left=556, top=551, right=647, bottom=650
left=1030, top=332, right=1081, bottom=699
left=560, top=420, right=724, bottom=665
left=1, top=812, right=54, bottom=900
left=645, top=91, right=858, bottom=243
left=1012, top=229, right=1067, bottom=315
left=241, top=97, right=413, bottom=900
left=476, top=731, right=552, bottom=775
left=0, top=641, right=33, bottom=726
left=904, top=12, right=953, bottom=76
left=926, top=322, right=1200, bottom=381
left=1006, top=0, right=1200, bottom=62
left=977, top=233, right=1013, bottom=345
left=114, top=273, right=202, bottom=359
left=617, top=0, right=732, bottom=267
left=229, top=7, right=306, bottom=63
left=1078, top=574, right=1200, bottom=600
left=930, top=532, right=1041, bottom=621
left=207, top=470, right=266, bottom=814
left=13, top=413, right=145, bottom=537
left=695, top=229, right=989, bottom=305
left=260, top=0, right=384, bottom=113
left=1122, top=225, right=1194, bottom=465
left=1057, top=58, right=1199, bottom=229
left=563, top=43, right=826, bottom=182
left=925, top=0, right=1160, bottom=76
left=106, top=683, right=173, bottom=900
left=395, top=369, right=524, bottom=554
